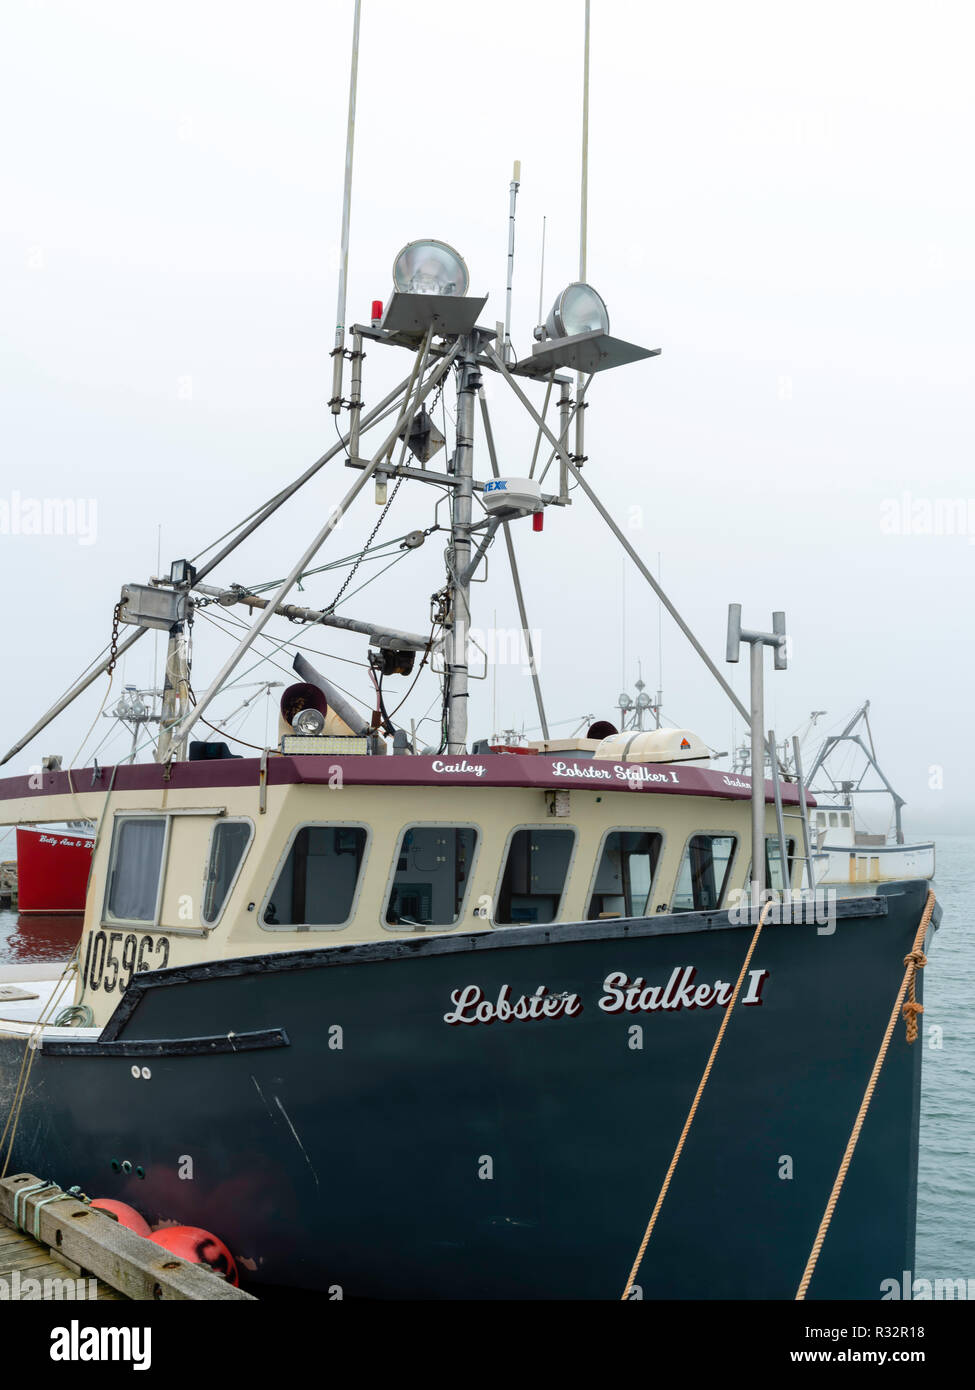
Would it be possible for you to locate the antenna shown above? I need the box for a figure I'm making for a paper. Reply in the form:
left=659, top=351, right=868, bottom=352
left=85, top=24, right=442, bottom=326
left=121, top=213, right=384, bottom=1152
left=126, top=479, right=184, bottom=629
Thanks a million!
left=503, top=161, right=521, bottom=364
left=580, top=0, right=590, bottom=283
left=329, top=0, right=362, bottom=416
left=537, top=215, right=547, bottom=328
left=575, top=0, right=591, bottom=469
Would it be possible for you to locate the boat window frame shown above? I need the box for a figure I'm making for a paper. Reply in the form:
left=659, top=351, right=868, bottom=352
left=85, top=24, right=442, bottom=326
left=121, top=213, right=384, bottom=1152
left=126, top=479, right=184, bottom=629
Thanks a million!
left=102, top=812, right=171, bottom=930
left=667, top=829, right=740, bottom=913
left=380, top=820, right=482, bottom=933
left=583, top=825, right=667, bottom=921
left=491, top=822, right=579, bottom=928
left=102, top=806, right=228, bottom=934
left=200, top=816, right=255, bottom=927
left=259, top=820, right=372, bottom=933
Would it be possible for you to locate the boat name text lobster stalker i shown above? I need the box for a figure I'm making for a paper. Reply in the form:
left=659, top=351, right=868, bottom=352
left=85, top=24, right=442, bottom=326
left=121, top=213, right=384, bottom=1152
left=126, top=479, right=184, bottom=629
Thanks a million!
left=443, top=968, right=769, bottom=1024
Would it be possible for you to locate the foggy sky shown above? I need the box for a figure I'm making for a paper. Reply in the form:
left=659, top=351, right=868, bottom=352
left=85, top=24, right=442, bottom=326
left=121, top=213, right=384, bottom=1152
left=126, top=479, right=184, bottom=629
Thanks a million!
left=2, top=0, right=972, bottom=838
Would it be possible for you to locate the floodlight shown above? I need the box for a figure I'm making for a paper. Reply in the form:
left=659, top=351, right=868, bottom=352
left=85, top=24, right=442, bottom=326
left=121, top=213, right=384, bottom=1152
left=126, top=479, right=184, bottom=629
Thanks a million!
left=543, top=282, right=609, bottom=340
left=635, top=693, right=653, bottom=710
left=618, top=693, right=633, bottom=710
left=392, top=240, right=469, bottom=297
left=293, top=708, right=326, bottom=736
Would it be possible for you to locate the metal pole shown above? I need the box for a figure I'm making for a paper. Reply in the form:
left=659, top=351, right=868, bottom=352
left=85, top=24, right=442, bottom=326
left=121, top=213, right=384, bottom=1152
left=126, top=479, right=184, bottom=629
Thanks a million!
left=330, top=0, right=362, bottom=415
left=478, top=389, right=550, bottom=740
left=349, top=331, right=364, bottom=458
left=176, top=338, right=460, bottom=745
left=211, top=588, right=432, bottom=652
left=580, top=0, right=590, bottom=284
left=750, top=642, right=766, bottom=909
left=767, top=730, right=790, bottom=896
left=156, top=624, right=190, bottom=763
left=528, top=370, right=555, bottom=478
left=537, top=215, right=547, bottom=326
left=576, top=0, right=590, bottom=470
left=536, top=376, right=590, bottom=491
left=446, top=337, right=479, bottom=752
left=504, top=161, right=520, bottom=364
left=558, top=380, right=571, bottom=500
left=792, top=734, right=816, bottom=893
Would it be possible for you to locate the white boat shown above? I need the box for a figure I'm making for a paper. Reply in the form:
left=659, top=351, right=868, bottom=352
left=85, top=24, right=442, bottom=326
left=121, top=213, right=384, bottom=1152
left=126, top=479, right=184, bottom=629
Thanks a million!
left=805, top=703, right=935, bottom=892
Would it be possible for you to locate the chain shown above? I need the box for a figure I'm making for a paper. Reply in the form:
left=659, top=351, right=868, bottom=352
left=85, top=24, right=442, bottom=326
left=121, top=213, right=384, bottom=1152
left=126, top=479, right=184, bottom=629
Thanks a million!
left=429, top=372, right=448, bottom=420
left=322, top=476, right=404, bottom=616
left=107, top=602, right=123, bottom=675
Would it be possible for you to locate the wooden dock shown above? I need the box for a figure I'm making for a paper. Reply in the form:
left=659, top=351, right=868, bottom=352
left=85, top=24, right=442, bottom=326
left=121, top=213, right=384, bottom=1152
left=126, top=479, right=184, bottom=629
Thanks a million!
left=0, top=1174, right=256, bottom=1301
left=0, top=1219, right=124, bottom=1300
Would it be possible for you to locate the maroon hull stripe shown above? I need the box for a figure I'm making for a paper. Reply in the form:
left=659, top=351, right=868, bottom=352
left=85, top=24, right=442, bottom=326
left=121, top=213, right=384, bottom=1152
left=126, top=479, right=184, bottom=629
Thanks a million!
left=0, top=754, right=813, bottom=806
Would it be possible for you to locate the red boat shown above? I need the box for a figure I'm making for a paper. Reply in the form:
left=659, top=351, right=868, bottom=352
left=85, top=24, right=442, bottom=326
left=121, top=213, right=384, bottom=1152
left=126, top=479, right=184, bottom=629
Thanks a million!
left=14, top=826, right=94, bottom=913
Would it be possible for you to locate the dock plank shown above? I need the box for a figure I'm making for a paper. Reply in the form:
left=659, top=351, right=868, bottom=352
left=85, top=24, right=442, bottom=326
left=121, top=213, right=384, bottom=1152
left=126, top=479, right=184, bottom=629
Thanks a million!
left=0, top=1176, right=255, bottom=1301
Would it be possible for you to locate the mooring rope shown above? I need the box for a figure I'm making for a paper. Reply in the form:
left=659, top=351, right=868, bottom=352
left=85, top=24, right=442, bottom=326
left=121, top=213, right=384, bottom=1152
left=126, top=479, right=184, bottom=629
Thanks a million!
left=0, top=951, right=81, bottom=1178
left=794, top=888, right=936, bottom=1300
left=621, top=896, right=777, bottom=1299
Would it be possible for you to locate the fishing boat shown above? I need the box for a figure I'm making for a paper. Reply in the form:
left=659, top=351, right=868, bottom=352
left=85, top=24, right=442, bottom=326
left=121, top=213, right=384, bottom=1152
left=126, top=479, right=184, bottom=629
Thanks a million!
left=804, top=703, right=936, bottom=894
left=13, top=826, right=94, bottom=914
left=0, top=3, right=938, bottom=1301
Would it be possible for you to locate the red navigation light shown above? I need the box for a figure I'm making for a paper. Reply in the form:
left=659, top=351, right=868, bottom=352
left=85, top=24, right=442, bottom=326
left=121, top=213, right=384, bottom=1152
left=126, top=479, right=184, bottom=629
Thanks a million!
left=532, top=511, right=544, bottom=532
left=371, top=299, right=383, bottom=323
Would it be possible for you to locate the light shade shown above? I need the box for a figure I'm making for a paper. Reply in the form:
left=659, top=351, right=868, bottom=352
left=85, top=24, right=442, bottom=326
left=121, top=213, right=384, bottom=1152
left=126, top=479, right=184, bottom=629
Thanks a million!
left=293, top=707, right=326, bottom=736
left=392, top=240, right=469, bottom=297
left=544, top=282, right=610, bottom=339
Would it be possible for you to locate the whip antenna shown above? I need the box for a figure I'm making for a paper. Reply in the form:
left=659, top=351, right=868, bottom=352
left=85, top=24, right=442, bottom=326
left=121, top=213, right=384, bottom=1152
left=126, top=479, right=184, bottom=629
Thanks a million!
left=329, top=0, right=362, bottom=415
left=503, top=160, right=521, bottom=364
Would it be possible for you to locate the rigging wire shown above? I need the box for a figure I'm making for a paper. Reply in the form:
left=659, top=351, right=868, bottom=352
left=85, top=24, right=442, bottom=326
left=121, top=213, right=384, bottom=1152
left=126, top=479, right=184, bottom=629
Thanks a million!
left=322, top=477, right=405, bottom=614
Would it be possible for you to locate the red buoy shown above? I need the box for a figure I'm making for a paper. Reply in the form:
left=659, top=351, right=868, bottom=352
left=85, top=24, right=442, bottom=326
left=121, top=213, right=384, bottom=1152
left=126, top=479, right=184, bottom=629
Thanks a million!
left=90, top=1199, right=152, bottom=1239
left=151, top=1225, right=239, bottom=1286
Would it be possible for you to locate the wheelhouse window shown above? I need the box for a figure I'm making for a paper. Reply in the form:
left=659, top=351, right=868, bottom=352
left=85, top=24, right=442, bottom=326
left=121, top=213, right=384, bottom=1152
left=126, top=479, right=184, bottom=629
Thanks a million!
left=106, top=817, right=167, bottom=922
left=496, top=827, right=575, bottom=925
left=672, top=834, right=737, bottom=912
left=262, top=824, right=367, bottom=929
left=765, top=836, right=797, bottom=893
left=202, top=820, right=253, bottom=924
left=385, top=825, right=478, bottom=929
left=829, top=812, right=839, bottom=828
left=587, top=831, right=663, bottom=920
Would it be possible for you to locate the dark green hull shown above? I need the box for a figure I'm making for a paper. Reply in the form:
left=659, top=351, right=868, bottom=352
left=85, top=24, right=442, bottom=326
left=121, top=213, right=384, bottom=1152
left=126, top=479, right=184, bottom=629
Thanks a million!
left=0, top=880, right=932, bottom=1298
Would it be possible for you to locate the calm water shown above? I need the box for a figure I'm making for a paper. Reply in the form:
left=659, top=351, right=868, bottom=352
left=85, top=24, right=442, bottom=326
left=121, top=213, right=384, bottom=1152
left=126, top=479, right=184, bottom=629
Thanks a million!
left=1, top=837, right=972, bottom=1284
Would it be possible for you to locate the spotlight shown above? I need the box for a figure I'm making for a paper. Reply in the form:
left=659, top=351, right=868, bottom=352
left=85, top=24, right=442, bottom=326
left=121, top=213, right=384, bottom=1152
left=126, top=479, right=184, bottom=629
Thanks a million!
left=293, top=708, right=326, bottom=736
left=392, top=240, right=469, bottom=297
left=381, top=240, right=485, bottom=343
left=542, top=282, right=610, bottom=340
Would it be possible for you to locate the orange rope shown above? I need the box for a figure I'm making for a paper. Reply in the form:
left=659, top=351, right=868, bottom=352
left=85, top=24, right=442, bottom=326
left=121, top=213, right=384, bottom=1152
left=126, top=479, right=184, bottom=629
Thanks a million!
left=795, top=889, right=936, bottom=1300
left=621, top=897, right=777, bottom=1300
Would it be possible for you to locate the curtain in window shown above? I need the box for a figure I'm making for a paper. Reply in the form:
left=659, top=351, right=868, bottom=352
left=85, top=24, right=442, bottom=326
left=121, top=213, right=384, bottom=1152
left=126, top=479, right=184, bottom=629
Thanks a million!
left=108, top=818, right=166, bottom=921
